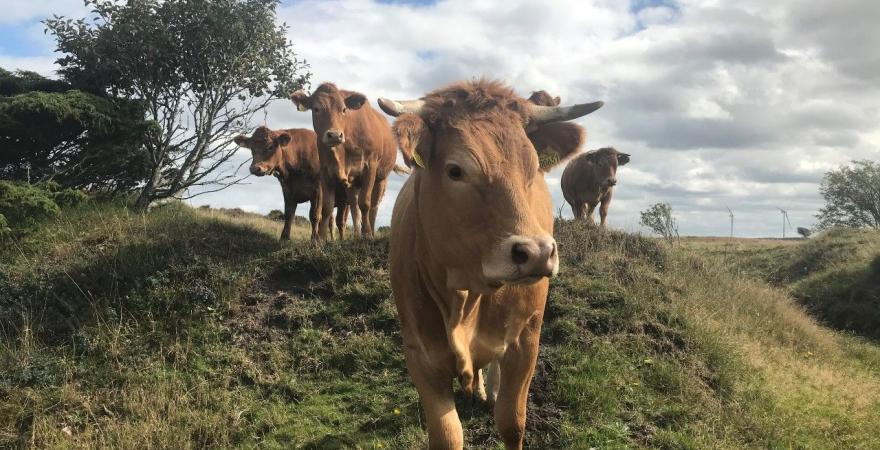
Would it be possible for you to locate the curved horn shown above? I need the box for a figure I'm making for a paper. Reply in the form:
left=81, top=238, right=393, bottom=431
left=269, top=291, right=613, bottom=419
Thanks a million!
left=377, top=98, right=425, bottom=117
left=530, top=101, right=604, bottom=124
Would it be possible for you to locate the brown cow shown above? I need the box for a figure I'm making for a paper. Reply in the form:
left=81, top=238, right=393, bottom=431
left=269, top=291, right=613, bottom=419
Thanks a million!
left=290, top=83, right=398, bottom=241
left=378, top=79, right=603, bottom=449
left=527, top=90, right=560, bottom=106
left=561, top=147, right=630, bottom=227
left=233, top=126, right=349, bottom=241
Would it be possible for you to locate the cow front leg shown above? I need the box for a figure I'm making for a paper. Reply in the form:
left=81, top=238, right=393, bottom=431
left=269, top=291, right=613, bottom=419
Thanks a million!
left=280, top=187, right=295, bottom=241
left=405, top=350, right=463, bottom=450
left=317, top=179, right=335, bottom=242
left=599, top=192, right=612, bottom=228
left=308, top=197, right=320, bottom=243
left=358, top=165, right=378, bottom=237
left=494, top=324, right=542, bottom=450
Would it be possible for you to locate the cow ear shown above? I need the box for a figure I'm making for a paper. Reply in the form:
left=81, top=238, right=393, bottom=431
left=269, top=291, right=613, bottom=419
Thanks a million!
left=553, top=96, right=561, bottom=106
left=344, top=92, right=367, bottom=110
left=233, top=135, right=250, bottom=147
left=392, top=114, right=432, bottom=168
left=617, top=152, right=630, bottom=166
left=527, top=122, right=585, bottom=172
left=274, top=133, right=291, bottom=147
left=290, top=90, right=311, bottom=111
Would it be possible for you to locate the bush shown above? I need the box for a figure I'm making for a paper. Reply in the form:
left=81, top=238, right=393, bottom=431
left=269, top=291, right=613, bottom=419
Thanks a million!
left=0, top=213, right=9, bottom=236
left=0, top=181, right=61, bottom=234
left=37, top=181, right=90, bottom=207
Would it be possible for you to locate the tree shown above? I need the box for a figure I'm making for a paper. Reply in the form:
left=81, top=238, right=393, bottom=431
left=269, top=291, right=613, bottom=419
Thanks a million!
left=815, top=160, right=880, bottom=230
left=640, top=202, right=679, bottom=240
left=797, top=227, right=812, bottom=238
left=0, top=68, right=152, bottom=193
left=45, top=0, right=310, bottom=209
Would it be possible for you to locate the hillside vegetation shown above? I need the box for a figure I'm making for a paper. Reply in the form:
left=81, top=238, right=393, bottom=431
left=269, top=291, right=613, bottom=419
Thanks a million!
left=2, top=203, right=879, bottom=449
left=687, top=230, right=880, bottom=340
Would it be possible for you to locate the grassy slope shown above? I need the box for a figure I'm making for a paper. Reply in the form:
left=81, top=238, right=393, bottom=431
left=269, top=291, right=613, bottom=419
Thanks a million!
left=1, top=204, right=879, bottom=449
left=685, top=230, right=880, bottom=339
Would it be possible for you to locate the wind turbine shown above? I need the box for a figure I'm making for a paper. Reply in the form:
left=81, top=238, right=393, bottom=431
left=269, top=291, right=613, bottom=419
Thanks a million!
left=725, top=206, right=734, bottom=239
left=777, top=207, right=792, bottom=239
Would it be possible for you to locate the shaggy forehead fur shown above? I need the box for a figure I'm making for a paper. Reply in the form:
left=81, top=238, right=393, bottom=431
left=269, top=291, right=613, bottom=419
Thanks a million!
left=419, top=78, right=531, bottom=128
left=585, top=147, right=620, bottom=159
left=310, top=82, right=344, bottom=109
left=527, top=90, right=559, bottom=106
left=417, top=79, right=539, bottom=177
left=248, top=126, right=277, bottom=146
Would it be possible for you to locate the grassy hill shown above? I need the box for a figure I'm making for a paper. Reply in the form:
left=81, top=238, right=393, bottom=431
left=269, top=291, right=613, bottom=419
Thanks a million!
left=2, top=203, right=879, bottom=448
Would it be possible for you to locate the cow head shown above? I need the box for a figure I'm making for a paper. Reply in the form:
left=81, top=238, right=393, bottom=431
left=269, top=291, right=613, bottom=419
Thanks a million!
left=584, top=147, right=630, bottom=188
left=290, top=83, right=367, bottom=186
left=527, top=90, right=561, bottom=106
left=380, top=79, right=603, bottom=293
left=233, top=126, right=291, bottom=177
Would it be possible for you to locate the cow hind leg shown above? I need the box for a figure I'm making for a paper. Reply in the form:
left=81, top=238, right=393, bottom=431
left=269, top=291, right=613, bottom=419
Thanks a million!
left=570, top=202, right=586, bottom=221
left=485, top=359, right=501, bottom=406
left=336, top=204, right=349, bottom=240
left=585, top=203, right=597, bottom=227
left=369, top=178, right=387, bottom=234
left=346, top=188, right=361, bottom=237
left=472, top=368, right=487, bottom=402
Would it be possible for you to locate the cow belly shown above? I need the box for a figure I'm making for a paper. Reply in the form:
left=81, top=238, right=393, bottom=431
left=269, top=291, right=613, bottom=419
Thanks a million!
left=282, top=173, right=318, bottom=203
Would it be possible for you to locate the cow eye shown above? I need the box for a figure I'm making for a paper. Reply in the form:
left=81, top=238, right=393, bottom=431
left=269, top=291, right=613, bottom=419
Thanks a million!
left=446, top=164, right=463, bottom=181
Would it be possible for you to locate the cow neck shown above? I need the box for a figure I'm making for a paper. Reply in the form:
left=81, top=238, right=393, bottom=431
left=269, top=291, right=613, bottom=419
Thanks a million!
left=412, top=171, right=482, bottom=386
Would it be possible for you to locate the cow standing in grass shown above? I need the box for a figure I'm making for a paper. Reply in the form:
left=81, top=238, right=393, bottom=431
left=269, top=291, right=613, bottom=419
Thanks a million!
left=234, top=126, right=349, bottom=241
left=561, top=147, right=631, bottom=227
left=379, top=79, right=602, bottom=449
left=290, top=83, right=399, bottom=241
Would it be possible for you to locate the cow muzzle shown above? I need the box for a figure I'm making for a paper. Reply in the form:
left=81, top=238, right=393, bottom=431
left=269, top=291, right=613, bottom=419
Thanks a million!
left=606, top=178, right=617, bottom=187
left=250, top=164, right=272, bottom=176
left=323, top=130, right=345, bottom=146
left=482, top=235, right=559, bottom=285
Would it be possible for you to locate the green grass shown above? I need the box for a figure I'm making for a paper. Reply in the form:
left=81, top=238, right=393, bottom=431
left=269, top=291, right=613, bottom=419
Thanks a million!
left=2, top=203, right=879, bottom=448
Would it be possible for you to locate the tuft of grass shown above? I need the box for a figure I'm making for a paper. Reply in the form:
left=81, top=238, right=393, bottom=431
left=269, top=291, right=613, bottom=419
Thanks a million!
left=2, top=204, right=879, bottom=448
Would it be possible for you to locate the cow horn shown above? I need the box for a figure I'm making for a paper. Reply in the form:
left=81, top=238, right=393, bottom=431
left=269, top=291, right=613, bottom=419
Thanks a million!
left=377, top=98, right=425, bottom=117
left=530, top=101, right=605, bottom=124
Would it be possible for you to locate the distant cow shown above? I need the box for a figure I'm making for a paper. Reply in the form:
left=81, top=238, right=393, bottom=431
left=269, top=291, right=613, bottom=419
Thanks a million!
left=233, top=126, right=349, bottom=241
left=379, top=79, right=602, bottom=449
left=527, top=90, right=561, bottom=106
left=290, top=83, right=398, bottom=240
left=561, top=147, right=630, bottom=227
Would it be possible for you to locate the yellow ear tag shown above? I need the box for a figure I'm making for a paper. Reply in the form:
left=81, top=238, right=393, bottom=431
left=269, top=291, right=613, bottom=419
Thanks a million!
left=296, top=104, right=308, bottom=112
left=412, top=149, right=426, bottom=168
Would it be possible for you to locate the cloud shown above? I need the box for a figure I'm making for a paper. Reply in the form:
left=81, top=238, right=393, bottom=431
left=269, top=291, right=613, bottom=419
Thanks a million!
left=0, top=0, right=90, bottom=25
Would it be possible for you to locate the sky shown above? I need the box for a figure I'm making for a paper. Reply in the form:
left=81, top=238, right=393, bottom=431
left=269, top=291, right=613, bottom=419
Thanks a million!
left=1, top=0, right=878, bottom=237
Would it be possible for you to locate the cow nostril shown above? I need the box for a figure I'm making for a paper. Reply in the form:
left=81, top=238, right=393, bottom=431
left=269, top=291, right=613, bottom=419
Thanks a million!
left=550, top=242, right=557, bottom=257
left=511, top=243, right=530, bottom=265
